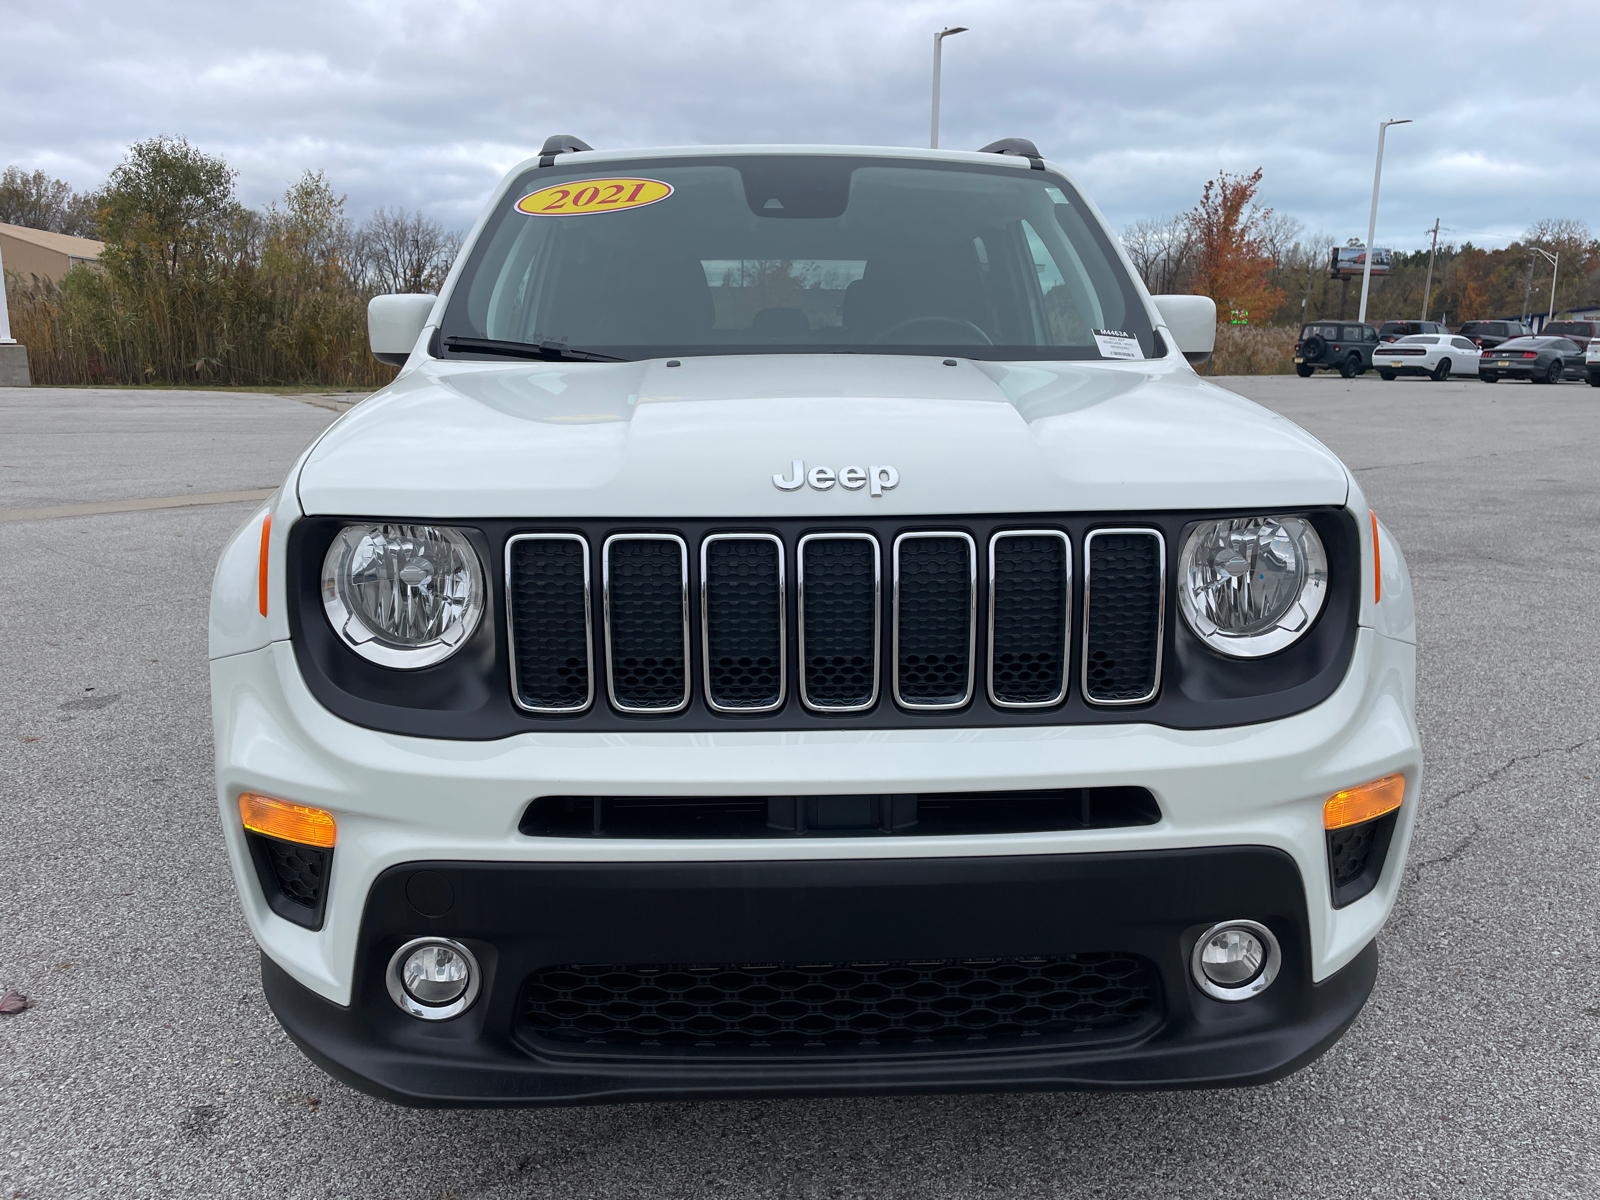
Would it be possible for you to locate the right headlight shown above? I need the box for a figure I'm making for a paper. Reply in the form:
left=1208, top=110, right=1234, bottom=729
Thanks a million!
left=321, top=523, right=484, bottom=668
left=1177, top=515, right=1327, bottom=658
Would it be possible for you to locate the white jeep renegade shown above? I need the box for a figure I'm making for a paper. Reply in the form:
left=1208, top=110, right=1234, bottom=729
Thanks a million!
left=209, top=137, right=1421, bottom=1107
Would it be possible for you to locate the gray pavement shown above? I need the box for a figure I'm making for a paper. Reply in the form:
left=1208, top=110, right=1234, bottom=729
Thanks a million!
left=1, top=376, right=1598, bottom=1199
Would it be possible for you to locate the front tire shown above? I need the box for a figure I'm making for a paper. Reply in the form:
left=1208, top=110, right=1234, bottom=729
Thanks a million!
left=1296, top=364, right=1314, bottom=378
left=1432, top=358, right=1451, bottom=381
left=1339, top=355, right=1360, bottom=379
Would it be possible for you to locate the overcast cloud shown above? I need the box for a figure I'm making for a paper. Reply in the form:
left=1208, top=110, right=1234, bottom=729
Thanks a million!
left=2, top=0, right=1595, bottom=250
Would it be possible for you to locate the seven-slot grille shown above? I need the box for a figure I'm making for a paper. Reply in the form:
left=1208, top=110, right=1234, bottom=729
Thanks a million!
left=508, top=527, right=1164, bottom=716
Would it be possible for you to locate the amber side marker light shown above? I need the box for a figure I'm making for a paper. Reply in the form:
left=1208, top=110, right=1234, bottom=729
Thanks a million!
left=1369, top=508, right=1382, bottom=604
left=239, top=792, right=336, bottom=847
left=1324, top=774, right=1404, bottom=830
left=258, top=513, right=273, bottom=617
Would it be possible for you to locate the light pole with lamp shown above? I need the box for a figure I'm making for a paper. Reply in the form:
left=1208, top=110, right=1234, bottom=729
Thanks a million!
left=1357, top=117, right=1410, bottom=325
left=930, top=26, right=968, bottom=149
left=1531, top=247, right=1559, bottom=326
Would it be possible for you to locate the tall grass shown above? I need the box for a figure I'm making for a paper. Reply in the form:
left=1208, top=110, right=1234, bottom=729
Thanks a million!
left=1205, top=325, right=1299, bottom=376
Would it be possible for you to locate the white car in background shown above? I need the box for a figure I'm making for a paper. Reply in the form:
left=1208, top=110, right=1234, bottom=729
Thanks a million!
left=1375, top=334, right=1482, bottom=381
left=1587, top=336, right=1600, bottom=387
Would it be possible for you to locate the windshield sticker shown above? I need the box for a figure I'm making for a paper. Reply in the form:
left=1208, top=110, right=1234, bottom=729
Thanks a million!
left=516, top=178, right=673, bottom=217
left=1093, top=328, right=1144, bottom=360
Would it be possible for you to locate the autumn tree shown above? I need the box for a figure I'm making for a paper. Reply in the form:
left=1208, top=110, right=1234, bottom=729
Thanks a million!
left=0, top=166, right=98, bottom=236
left=1186, top=168, right=1285, bottom=327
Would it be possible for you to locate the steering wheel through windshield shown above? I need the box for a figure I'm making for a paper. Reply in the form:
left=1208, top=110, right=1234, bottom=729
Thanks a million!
left=872, top=316, right=994, bottom=346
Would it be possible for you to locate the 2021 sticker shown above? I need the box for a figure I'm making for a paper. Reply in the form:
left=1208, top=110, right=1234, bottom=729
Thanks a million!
left=516, top=178, right=673, bottom=216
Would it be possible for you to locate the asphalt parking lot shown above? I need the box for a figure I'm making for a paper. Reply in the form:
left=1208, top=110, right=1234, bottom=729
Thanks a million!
left=2, top=373, right=1597, bottom=1199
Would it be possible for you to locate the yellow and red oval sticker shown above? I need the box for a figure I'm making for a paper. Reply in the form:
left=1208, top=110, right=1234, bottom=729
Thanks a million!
left=516, top=178, right=673, bottom=217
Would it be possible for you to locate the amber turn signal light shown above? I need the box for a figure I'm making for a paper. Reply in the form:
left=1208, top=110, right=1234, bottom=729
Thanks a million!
left=1323, top=774, right=1404, bottom=830
left=239, top=792, right=336, bottom=847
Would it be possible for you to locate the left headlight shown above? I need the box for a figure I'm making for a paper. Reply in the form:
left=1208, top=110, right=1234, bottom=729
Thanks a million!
left=1177, top=515, right=1327, bottom=658
left=321, top=523, right=484, bottom=668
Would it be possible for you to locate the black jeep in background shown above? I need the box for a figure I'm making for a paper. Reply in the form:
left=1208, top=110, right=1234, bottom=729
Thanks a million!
left=1294, top=322, right=1380, bottom=378
left=1458, top=319, right=1532, bottom=350
left=1377, top=320, right=1449, bottom=343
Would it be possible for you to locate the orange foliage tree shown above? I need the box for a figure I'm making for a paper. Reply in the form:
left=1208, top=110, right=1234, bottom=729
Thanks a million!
left=1187, top=168, right=1285, bottom=328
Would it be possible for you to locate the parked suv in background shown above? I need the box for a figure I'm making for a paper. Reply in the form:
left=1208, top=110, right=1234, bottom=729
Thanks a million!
left=1540, top=320, right=1599, bottom=351
left=1587, top=338, right=1600, bottom=387
left=1294, top=322, right=1379, bottom=378
left=1376, top=321, right=1448, bottom=343
left=1457, top=320, right=1532, bottom=350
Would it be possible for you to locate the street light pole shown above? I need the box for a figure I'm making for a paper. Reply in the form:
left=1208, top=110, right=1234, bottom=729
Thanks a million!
left=1420, top=217, right=1440, bottom=322
left=930, top=26, right=968, bottom=149
left=1357, top=118, right=1411, bottom=325
left=1529, top=248, right=1559, bottom=325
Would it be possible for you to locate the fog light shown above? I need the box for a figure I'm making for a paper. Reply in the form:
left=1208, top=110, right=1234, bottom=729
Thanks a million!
left=385, top=937, right=481, bottom=1020
left=1190, top=920, right=1281, bottom=1002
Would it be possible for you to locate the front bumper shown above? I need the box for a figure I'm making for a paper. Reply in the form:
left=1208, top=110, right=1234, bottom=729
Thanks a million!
left=264, top=849, right=1379, bottom=1106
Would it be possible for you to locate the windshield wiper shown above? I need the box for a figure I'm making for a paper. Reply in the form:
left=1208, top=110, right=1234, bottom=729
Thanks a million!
left=442, top=336, right=627, bottom=363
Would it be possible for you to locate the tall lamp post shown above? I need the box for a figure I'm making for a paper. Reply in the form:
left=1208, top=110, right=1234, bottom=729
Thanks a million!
left=1357, top=117, right=1411, bottom=325
left=930, top=26, right=968, bottom=149
left=1531, top=247, right=1560, bottom=325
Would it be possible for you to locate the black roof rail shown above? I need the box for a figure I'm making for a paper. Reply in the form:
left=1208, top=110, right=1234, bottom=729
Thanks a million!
left=977, top=138, right=1044, bottom=170
left=539, top=135, right=594, bottom=168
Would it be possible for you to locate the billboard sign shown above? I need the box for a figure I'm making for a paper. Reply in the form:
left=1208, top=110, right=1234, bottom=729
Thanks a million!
left=1330, top=246, right=1392, bottom=279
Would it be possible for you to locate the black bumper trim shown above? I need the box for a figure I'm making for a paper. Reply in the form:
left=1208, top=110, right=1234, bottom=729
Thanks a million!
left=262, top=849, right=1378, bottom=1107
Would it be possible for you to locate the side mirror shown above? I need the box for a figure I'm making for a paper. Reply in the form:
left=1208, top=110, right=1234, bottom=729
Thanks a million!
left=368, top=294, right=438, bottom=367
left=1152, top=295, right=1216, bottom=366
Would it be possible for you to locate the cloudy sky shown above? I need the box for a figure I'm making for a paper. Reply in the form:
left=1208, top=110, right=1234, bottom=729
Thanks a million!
left=3, top=0, right=1595, bottom=250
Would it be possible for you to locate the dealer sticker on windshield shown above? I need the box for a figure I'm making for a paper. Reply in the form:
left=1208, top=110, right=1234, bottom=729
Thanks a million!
left=1092, top=328, right=1144, bottom=360
left=516, top=178, right=674, bottom=216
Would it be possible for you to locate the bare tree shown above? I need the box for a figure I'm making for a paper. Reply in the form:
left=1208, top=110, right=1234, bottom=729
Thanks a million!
left=0, top=165, right=99, bottom=236
left=1120, top=215, right=1195, bottom=294
left=354, top=208, right=462, bottom=294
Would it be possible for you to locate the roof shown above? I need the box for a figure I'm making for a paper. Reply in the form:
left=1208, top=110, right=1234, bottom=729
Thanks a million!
left=0, top=222, right=104, bottom=258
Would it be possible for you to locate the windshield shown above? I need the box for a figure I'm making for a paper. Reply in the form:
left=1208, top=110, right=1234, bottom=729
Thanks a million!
left=440, top=155, right=1155, bottom=362
left=1398, top=335, right=1438, bottom=344
left=1543, top=322, right=1589, bottom=336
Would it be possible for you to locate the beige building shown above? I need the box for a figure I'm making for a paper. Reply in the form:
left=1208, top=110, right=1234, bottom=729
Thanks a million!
left=0, top=222, right=104, bottom=284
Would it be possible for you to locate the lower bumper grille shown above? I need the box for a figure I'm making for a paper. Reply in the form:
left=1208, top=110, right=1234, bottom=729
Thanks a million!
left=1327, top=810, right=1398, bottom=908
left=523, top=953, right=1158, bottom=1050
left=244, top=833, right=330, bottom=930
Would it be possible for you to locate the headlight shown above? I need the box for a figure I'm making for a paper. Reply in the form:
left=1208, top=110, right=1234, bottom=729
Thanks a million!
left=1177, top=515, right=1327, bottom=658
left=321, top=523, right=484, bottom=668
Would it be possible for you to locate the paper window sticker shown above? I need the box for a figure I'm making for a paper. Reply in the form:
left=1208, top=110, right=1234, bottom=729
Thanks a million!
left=1092, top=329, right=1144, bottom=361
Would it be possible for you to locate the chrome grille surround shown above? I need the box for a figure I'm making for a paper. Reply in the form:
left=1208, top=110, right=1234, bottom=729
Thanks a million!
left=504, top=532, right=594, bottom=714
left=987, top=529, right=1071, bottom=709
left=1081, top=527, right=1166, bottom=706
left=797, top=532, right=881, bottom=713
left=700, top=532, right=786, bottom=713
left=602, top=533, right=691, bottom=714
left=892, top=531, right=977, bottom=711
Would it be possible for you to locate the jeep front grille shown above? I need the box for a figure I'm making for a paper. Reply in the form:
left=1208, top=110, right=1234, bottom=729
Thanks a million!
left=507, top=523, right=1166, bottom=718
left=1083, top=530, right=1165, bottom=704
left=797, top=534, right=879, bottom=712
left=893, top=532, right=977, bottom=709
left=603, top=534, right=690, bottom=713
left=701, top=534, right=785, bottom=712
left=507, top=534, right=592, bottom=713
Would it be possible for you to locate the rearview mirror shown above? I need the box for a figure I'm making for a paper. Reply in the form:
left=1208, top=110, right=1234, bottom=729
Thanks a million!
left=1152, top=295, right=1216, bottom=366
left=368, top=294, right=438, bottom=367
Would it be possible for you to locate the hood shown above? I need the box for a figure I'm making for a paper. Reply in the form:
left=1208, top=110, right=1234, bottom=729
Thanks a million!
left=296, top=355, right=1350, bottom=518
